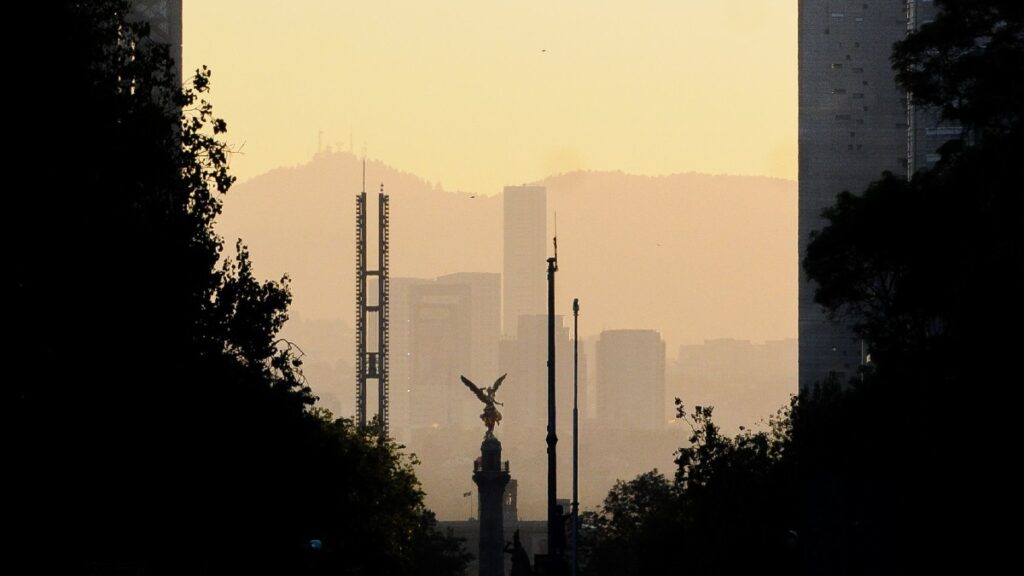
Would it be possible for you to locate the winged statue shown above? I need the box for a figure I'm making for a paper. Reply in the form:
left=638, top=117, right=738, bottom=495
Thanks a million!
left=460, top=373, right=508, bottom=436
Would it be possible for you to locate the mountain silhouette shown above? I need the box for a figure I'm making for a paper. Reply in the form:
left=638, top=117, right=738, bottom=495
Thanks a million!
left=218, top=150, right=794, bottom=343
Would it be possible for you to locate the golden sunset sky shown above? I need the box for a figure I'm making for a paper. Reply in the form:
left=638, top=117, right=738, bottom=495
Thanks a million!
left=183, top=0, right=796, bottom=193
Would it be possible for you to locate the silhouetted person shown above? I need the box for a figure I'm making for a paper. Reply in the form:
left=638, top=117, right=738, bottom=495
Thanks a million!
left=504, top=529, right=532, bottom=576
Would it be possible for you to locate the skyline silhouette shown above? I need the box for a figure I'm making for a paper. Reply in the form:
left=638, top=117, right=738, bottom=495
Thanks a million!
left=214, top=148, right=796, bottom=520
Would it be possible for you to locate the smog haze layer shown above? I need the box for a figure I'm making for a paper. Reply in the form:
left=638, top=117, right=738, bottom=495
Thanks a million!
left=185, top=1, right=798, bottom=520
left=184, top=1, right=796, bottom=193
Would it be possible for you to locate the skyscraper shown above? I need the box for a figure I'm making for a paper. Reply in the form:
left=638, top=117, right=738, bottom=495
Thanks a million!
left=596, top=330, right=666, bottom=429
left=129, top=1, right=182, bottom=80
left=393, top=273, right=501, bottom=432
left=408, top=282, right=472, bottom=429
left=502, top=185, right=547, bottom=337
left=798, top=0, right=950, bottom=390
left=437, top=273, right=501, bottom=385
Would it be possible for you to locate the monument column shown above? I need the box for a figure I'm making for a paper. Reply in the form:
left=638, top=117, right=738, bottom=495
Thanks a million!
left=473, top=436, right=511, bottom=576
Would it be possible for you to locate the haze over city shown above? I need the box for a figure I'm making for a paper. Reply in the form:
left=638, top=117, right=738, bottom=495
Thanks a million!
left=18, top=1, right=1014, bottom=573
left=184, top=1, right=797, bottom=192
left=184, top=2, right=799, bottom=520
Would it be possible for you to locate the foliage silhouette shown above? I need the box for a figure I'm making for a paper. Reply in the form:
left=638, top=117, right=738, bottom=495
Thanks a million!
left=9, top=2, right=467, bottom=573
left=579, top=401, right=797, bottom=576
left=800, top=0, right=1022, bottom=570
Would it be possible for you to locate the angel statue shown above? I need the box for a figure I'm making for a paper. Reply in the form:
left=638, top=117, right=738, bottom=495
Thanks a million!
left=460, top=373, right=508, bottom=437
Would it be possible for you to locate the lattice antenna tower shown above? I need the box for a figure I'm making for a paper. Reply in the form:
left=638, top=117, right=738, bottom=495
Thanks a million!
left=355, top=158, right=390, bottom=434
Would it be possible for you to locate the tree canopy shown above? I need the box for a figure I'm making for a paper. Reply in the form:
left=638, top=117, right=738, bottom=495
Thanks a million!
left=9, top=2, right=466, bottom=573
left=800, top=0, right=1022, bottom=570
left=582, top=2, right=1021, bottom=573
left=580, top=402, right=797, bottom=576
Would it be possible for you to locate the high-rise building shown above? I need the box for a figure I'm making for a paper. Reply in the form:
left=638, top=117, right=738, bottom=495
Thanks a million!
left=502, top=186, right=547, bottom=337
left=798, top=0, right=951, bottom=390
left=392, top=274, right=501, bottom=432
left=438, top=273, right=501, bottom=386
left=388, top=277, right=432, bottom=439
left=596, top=330, right=666, bottom=429
left=129, top=1, right=183, bottom=80
left=498, top=314, right=580, bottom=431
left=408, top=282, right=473, bottom=429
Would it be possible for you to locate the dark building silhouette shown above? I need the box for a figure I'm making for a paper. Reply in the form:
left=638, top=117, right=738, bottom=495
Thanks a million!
left=596, top=330, right=666, bottom=429
left=128, top=0, right=182, bottom=80
left=798, top=0, right=953, bottom=390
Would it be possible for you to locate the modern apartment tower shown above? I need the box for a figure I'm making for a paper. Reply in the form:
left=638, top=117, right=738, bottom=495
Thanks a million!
left=798, top=0, right=948, bottom=390
left=502, top=186, right=547, bottom=337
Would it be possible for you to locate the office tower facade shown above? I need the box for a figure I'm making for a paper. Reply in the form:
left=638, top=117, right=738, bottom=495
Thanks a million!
left=393, top=273, right=501, bottom=432
left=502, top=185, right=547, bottom=337
left=129, top=1, right=183, bottom=80
left=799, top=0, right=950, bottom=390
left=596, top=330, right=666, bottom=429
left=437, top=273, right=501, bottom=387
left=388, top=277, right=432, bottom=439
left=408, top=282, right=473, bottom=429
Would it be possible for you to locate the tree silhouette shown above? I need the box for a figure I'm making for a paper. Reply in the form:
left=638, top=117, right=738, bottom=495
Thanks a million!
left=9, top=2, right=467, bottom=573
left=800, top=0, right=1022, bottom=570
left=579, top=402, right=797, bottom=576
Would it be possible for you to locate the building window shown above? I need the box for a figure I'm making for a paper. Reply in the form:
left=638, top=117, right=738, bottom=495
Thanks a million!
left=926, top=153, right=941, bottom=163
left=832, top=63, right=843, bottom=69
left=926, top=126, right=961, bottom=136
left=831, top=13, right=846, bottom=18
left=832, top=88, right=847, bottom=94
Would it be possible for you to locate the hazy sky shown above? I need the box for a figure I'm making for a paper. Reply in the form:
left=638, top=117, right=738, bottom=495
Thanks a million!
left=183, top=1, right=796, bottom=193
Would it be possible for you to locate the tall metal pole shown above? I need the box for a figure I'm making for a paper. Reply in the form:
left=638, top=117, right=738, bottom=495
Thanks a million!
left=572, top=298, right=580, bottom=576
left=546, top=251, right=559, bottom=558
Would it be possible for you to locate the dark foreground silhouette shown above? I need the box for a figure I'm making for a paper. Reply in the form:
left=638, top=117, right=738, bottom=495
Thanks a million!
left=9, top=2, right=467, bottom=574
